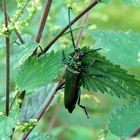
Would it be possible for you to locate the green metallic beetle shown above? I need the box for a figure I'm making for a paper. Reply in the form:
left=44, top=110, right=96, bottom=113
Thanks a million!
left=61, top=7, right=102, bottom=118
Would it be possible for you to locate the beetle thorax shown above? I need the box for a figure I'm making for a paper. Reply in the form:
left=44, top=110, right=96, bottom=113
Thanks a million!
left=74, top=51, right=84, bottom=61
left=68, top=51, right=85, bottom=71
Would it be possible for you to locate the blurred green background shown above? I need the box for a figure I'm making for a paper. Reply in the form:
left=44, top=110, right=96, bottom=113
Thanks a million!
left=0, top=0, right=140, bottom=140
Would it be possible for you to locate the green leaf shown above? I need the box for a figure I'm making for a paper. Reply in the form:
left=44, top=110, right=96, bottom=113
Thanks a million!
left=27, top=133, right=56, bottom=140
left=108, top=101, right=140, bottom=137
left=105, top=133, right=119, bottom=140
left=0, top=109, right=19, bottom=140
left=81, top=47, right=140, bottom=99
left=101, top=0, right=110, bottom=4
left=89, top=30, right=140, bottom=67
left=20, top=84, right=57, bottom=122
left=14, top=39, right=37, bottom=69
left=16, top=51, right=62, bottom=92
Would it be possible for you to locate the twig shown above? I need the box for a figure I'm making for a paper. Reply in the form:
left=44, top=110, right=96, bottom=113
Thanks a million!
left=21, top=79, right=64, bottom=140
left=36, top=0, right=53, bottom=43
left=32, top=0, right=53, bottom=55
left=37, top=0, right=100, bottom=57
left=3, top=0, right=10, bottom=116
left=128, top=127, right=140, bottom=140
left=14, top=30, right=24, bottom=44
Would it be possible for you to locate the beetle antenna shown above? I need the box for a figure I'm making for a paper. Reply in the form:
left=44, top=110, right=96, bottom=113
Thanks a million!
left=68, top=7, right=77, bottom=51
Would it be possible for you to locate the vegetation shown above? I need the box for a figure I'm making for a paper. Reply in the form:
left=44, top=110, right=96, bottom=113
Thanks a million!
left=0, top=0, right=140, bottom=140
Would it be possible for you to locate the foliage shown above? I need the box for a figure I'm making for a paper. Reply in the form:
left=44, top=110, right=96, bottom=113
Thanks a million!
left=80, top=47, right=140, bottom=98
left=89, top=30, right=140, bottom=67
left=16, top=50, right=62, bottom=91
left=0, top=109, right=19, bottom=140
left=108, top=101, right=140, bottom=137
left=14, top=38, right=38, bottom=69
left=0, top=0, right=140, bottom=140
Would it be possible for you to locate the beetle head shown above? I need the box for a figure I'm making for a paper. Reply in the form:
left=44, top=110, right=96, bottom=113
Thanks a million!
left=74, top=50, right=85, bottom=61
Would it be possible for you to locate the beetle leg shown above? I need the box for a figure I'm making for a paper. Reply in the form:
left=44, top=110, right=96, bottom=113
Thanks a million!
left=62, top=50, right=66, bottom=63
left=56, top=82, right=65, bottom=91
left=77, top=88, right=89, bottom=119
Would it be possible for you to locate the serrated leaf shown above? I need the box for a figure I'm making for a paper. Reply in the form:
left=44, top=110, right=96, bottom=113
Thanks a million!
left=108, top=102, right=140, bottom=137
left=14, top=40, right=37, bottom=69
left=16, top=51, right=63, bottom=92
left=0, top=109, right=19, bottom=140
left=20, top=84, right=57, bottom=122
left=80, top=47, right=140, bottom=99
left=89, top=30, right=140, bottom=67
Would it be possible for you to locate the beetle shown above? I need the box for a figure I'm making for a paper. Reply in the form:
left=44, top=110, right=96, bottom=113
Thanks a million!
left=59, top=7, right=102, bottom=118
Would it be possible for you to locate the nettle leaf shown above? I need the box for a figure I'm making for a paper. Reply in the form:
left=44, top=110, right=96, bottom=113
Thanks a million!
left=0, top=109, right=19, bottom=140
left=16, top=51, right=62, bottom=92
left=14, top=39, right=37, bottom=69
left=20, top=84, right=57, bottom=122
left=108, top=101, right=140, bottom=137
left=81, top=47, right=140, bottom=98
left=89, top=30, right=140, bottom=67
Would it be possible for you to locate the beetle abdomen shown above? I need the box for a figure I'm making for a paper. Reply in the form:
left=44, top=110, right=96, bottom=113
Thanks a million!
left=64, top=67, right=81, bottom=113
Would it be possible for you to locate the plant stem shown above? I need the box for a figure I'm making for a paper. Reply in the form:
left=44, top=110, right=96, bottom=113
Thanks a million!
left=38, top=0, right=100, bottom=56
left=32, top=0, right=53, bottom=55
left=21, top=80, right=64, bottom=140
left=128, top=127, right=140, bottom=139
left=36, top=0, right=53, bottom=43
left=3, top=0, right=10, bottom=116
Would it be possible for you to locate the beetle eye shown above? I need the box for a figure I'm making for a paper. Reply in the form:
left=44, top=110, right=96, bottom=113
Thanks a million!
left=74, top=54, right=79, bottom=60
left=79, top=51, right=84, bottom=57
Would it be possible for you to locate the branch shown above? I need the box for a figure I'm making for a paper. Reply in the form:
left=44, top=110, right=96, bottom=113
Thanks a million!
left=128, top=127, right=140, bottom=140
left=33, top=0, right=53, bottom=55
left=36, top=0, right=53, bottom=43
left=3, top=0, right=10, bottom=116
left=21, top=79, right=64, bottom=140
left=38, top=0, right=100, bottom=56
